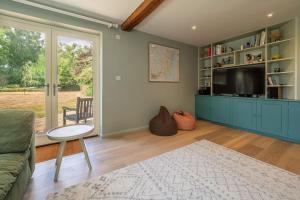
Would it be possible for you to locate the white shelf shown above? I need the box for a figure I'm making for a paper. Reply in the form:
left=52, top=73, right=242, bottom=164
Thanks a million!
left=213, top=62, right=265, bottom=70
left=267, top=85, right=294, bottom=87
left=235, top=45, right=265, bottom=53
left=267, top=38, right=294, bottom=47
left=199, top=56, right=212, bottom=60
left=267, top=57, right=294, bottom=63
left=235, top=61, right=265, bottom=67
left=201, top=68, right=212, bottom=71
left=267, top=71, right=294, bottom=75
left=199, top=77, right=211, bottom=80
left=213, top=52, right=234, bottom=57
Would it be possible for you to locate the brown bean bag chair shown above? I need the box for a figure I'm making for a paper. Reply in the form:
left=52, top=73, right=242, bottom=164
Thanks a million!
left=149, top=106, right=177, bottom=136
left=173, top=111, right=196, bottom=131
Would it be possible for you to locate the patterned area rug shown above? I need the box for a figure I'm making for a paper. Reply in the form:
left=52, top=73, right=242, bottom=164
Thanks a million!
left=47, top=140, right=300, bottom=200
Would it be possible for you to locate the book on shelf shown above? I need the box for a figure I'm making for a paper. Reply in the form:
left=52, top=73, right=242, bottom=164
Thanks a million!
left=267, top=77, right=273, bottom=85
left=260, top=31, right=266, bottom=45
left=255, top=33, right=260, bottom=47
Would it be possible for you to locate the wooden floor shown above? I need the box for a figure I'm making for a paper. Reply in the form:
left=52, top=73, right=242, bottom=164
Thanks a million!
left=24, top=120, right=300, bottom=200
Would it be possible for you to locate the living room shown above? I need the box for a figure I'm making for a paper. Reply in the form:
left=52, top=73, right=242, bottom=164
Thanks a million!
left=0, top=0, right=300, bottom=199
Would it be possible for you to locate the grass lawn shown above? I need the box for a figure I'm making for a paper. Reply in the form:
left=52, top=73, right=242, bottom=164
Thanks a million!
left=0, top=90, right=83, bottom=118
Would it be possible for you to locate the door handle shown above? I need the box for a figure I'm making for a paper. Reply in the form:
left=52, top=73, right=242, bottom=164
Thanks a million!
left=53, top=84, right=56, bottom=96
left=43, top=83, right=50, bottom=96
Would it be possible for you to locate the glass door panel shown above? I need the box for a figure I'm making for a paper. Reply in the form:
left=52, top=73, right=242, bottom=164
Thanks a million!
left=0, top=17, right=100, bottom=146
left=54, top=33, right=95, bottom=129
left=0, top=24, right=50, bottom=136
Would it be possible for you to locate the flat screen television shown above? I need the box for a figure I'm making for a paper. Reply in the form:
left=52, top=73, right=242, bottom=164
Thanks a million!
left=213, top=65, right=265, bottom=96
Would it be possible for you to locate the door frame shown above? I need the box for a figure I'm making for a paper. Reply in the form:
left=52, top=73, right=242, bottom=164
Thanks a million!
left=0, top=15, right=52, bottom=133
left=51, top=27, right=100, bottom=136
left=0, top=14, right=103, bottom=145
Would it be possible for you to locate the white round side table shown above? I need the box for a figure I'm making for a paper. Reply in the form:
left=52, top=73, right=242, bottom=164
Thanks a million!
left=47, top=124, right=94, bottom=181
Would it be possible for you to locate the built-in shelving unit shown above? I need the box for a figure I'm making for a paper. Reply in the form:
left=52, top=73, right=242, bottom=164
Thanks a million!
left=197, top=18, right=297, bottom=100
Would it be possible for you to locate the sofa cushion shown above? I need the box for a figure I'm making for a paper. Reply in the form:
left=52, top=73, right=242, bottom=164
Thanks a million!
left=0, top=152, right=29, bottom=200
left=0, top=172, right=17, bottom=200
left=0, top=152, right=29, bottom=176
left=0, top=110, right=34, bottom=153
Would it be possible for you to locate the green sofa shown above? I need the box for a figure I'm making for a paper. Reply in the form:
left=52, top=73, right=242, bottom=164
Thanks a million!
left=0, top=110, right=35, bottom=200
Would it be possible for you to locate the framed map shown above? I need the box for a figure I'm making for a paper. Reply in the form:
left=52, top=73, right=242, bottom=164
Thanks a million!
left=149, top=43, right=179, bottom=82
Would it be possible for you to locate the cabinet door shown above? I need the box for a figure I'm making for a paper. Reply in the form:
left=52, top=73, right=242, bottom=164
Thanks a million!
left=211, top=97, right=230, bottom=124
left=256, top=101, right=288, bottom=136
left=232, top=99, right=257, bottom=130
left=288, top=102, right=300, bottom=141
left=195, top=96, right=211, bottom=120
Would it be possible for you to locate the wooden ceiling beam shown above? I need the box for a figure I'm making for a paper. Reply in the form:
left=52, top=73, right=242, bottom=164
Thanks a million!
left=121, top=0, right=164, bottom=31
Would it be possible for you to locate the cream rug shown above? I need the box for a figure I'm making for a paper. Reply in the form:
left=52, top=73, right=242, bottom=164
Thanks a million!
left=47, top=140, right=300, bottom=200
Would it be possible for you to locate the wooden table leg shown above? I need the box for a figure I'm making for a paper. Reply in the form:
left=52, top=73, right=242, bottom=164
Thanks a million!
left=54, top=141, right=66, bottom=182
left=79, top=138, right=92, bottom=169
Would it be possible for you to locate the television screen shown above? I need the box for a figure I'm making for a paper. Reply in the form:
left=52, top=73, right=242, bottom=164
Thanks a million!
left=213, top=65, right=265, bottom=96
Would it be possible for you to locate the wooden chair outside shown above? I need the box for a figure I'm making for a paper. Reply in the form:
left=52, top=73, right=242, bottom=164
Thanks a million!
left=63, top=97, right=93, bottom=125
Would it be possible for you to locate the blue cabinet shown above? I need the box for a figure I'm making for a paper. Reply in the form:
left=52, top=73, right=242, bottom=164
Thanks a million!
left=195, top=95, right=211, bottom=120
left=256, top=101, right=288, bottom=137
left=211, top=96, right=230, bottom=124
left=232, top=98, right=257, bottom=130
left=195, top=95, right=300, bottom=143
left=288, top=102, right=300, bottom=141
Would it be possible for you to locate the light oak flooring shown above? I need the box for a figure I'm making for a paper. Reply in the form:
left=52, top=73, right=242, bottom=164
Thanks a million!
left=25, top=120, right=300, bottom=200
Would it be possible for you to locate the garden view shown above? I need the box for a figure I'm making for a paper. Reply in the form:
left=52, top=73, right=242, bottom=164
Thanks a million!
left=0, top=26, right=93, bottom=133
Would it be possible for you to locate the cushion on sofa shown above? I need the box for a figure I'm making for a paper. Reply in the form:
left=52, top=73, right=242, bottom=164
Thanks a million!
left=0, top=110, right=34, bottom=153
left=0, top=152, right=29, bottom=200
left=0, top=172, right=17, bottom=200
left=0, top=152, right=29, bottom=176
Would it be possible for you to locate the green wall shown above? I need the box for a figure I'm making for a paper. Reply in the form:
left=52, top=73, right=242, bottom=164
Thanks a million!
left=297, top=15, right=300, bottom=99
left=0, top=0, right=198, bottom=134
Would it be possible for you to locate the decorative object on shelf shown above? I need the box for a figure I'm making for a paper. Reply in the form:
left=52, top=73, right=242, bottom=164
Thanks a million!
left=242, top=30, right=266, bottom=50
left=214, top=44, right=234, bottom=55
left=198, top=87, right=210, bottom=95
left=244, top=51, right=263, bottom=64
left=221, top=56, right=232, bottom=65
left=204, top=82, right=211, bottom=87
left=270, top=29, right=281, bottom=42
left=272, top=63, right=281, bottom=73
left=207, top=47, right=212, bottom=56
left=245, top=42, right=251, bottom=49
left=227, top=47, right=234, bottom=53
left=149, top=43, right=179, bottom=82
left=267, top=77, right=274, bottom=85
left=272, top=76, right=280, bottom=85
left=271, top=54, right=281, bottom=60
left=214, top=62, right=222, bottom=68
left=214, top=44, right=222, bottom=55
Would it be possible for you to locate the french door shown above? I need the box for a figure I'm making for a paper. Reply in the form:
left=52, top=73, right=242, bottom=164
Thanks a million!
left=0, top=16, right=100, bottom=146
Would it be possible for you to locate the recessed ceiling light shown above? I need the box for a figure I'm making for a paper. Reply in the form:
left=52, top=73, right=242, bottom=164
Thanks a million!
left=191, top=25, right=197, bottom=30
left=267, top=12, right=273, bottom=18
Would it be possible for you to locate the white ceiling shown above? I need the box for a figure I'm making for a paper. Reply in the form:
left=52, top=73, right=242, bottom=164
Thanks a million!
left=33, top=0, right=300, bottom=46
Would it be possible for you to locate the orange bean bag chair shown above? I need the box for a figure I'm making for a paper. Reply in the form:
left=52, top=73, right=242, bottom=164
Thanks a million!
left=173, top=111, right=196, bottom=131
